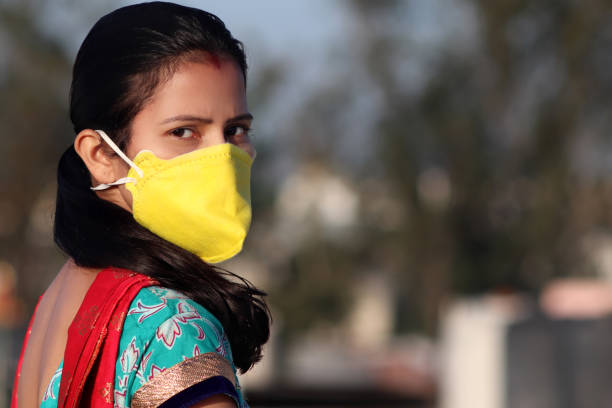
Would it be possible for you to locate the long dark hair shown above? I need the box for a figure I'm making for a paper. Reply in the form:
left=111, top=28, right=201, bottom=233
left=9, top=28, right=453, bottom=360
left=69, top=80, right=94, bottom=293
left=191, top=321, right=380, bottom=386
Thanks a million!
left=54, top=1, right=269, bottom=373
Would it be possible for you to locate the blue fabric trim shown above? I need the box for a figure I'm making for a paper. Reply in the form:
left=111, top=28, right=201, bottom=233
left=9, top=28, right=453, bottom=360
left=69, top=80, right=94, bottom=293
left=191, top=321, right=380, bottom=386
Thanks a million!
left=158, top=376, right=239, bottom=408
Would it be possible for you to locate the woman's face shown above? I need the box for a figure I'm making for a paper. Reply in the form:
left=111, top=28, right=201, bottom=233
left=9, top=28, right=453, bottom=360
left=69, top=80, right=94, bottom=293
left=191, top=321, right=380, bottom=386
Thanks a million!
left=112, top=56, right=253, bottom=210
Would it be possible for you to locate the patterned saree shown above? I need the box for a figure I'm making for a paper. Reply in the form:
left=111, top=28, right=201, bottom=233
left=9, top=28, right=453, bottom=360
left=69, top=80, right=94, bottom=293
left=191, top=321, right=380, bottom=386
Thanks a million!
left=11, top=267, right=246, bottom=407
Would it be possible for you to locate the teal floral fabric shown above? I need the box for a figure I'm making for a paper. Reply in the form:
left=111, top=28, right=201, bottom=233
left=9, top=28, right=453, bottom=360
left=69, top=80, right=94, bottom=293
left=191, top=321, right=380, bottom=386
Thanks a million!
left=40, top=286, right=247, bottom=407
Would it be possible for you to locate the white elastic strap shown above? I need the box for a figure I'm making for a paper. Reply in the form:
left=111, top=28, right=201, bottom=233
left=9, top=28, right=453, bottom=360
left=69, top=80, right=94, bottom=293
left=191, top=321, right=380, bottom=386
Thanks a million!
left=94, top=130, right=144, bottom=177
left=91, top=177, right=138, bottom=191
left=90, top=130, right=145, bottom=191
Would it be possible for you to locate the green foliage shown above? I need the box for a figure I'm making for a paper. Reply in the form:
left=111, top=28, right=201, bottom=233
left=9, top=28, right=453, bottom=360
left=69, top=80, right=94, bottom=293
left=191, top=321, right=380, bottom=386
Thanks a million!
left=264, top=0, right=612, bottom=337
left=0, top=2, right=72, bottom=306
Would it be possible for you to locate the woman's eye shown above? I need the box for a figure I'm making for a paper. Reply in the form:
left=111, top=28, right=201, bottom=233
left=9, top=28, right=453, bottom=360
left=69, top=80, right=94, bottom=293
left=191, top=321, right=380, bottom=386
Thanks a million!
left=225, top=125, right=250, bottom=139
left=170, top=128, right=195, bottom=139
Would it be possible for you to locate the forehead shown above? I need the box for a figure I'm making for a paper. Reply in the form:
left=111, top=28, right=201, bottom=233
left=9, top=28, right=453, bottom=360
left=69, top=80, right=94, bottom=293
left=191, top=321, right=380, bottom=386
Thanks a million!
left=146, top=57, right=247, bottom=116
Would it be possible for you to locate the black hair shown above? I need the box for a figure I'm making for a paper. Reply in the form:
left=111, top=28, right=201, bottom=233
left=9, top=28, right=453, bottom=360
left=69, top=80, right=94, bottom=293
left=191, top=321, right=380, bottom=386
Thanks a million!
left=54, top=1, right=269, bottom=373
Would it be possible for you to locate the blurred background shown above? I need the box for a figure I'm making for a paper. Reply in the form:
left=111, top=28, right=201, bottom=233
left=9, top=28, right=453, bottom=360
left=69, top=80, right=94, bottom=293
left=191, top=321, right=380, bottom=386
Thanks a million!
left=4, top=0, right=612, bottom=407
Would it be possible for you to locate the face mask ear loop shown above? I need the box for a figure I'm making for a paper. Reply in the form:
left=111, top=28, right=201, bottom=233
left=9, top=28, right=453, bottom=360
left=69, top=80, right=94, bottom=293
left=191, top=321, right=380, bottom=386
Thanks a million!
left=91, top=177, right=138, bottom=191
left=90, top=130, right=144, bottom=191
left=94, top=130, right=144, bottom=178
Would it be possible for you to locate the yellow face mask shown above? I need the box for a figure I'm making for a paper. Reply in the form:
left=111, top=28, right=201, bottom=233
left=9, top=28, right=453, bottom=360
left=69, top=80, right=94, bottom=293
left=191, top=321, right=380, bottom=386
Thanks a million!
left=91, top=130, right=252, bottom=264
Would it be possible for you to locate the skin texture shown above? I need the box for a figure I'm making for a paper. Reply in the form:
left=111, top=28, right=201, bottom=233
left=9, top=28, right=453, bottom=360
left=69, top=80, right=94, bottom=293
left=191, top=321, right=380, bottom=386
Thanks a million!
left=18, top=58, right=252, bottom=408
left=18, top=260, right=99, bottom=407
left=75, top=57, right=254, bottom=212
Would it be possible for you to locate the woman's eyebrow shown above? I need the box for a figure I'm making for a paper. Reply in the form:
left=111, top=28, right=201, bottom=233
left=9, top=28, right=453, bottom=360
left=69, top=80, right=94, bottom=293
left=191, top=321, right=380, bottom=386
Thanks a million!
left=159, top=115, right=213, bottom=124
left=159, top=113, right=253, bottom=125
left=227, top=113, right=253, bottom=123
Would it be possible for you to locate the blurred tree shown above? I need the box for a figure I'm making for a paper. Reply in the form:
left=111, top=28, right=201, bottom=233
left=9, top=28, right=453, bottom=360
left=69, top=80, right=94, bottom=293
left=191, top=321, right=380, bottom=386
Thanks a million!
left=0, top=1, right=73, bottom=307
left=263, top=0, right=612, bottom=341
left=355, top=0, right=612, bottom=334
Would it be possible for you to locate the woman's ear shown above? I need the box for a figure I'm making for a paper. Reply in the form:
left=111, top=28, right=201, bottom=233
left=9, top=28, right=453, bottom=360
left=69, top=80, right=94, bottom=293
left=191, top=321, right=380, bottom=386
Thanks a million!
left=74, top=130, right=133, bottom=212
left=74, top=129, right=120, bottom=186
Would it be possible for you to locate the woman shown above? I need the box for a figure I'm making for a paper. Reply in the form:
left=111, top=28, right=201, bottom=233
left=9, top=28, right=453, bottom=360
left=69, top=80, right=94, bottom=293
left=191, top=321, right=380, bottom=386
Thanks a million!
left=11, top=2, right=270, bottom=407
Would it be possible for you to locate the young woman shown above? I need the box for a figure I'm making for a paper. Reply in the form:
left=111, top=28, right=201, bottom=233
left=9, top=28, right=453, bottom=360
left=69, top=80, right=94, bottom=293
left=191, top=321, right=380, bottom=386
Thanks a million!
left=11, top=2, right=270, bottom=407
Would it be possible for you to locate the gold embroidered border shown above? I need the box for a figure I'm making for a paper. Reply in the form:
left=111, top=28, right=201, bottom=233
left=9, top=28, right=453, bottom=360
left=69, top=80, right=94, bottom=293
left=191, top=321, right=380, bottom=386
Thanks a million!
left=131, top=352, right=236, bottom=408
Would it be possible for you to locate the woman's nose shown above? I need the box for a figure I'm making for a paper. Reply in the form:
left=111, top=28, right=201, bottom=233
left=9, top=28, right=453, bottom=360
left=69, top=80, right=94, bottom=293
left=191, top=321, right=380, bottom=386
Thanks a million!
left=204, top=127, right=256, bottom=158
left=208, top=128, right=227, bottom=146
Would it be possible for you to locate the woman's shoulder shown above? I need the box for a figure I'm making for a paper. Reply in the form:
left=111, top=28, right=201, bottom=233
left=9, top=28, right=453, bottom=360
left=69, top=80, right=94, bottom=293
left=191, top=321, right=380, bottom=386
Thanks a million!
left=127, top=286, right=223, bottom=328
left=115, top=285, right=243, bottom=407
left=123, top=285, right=232, bottom=358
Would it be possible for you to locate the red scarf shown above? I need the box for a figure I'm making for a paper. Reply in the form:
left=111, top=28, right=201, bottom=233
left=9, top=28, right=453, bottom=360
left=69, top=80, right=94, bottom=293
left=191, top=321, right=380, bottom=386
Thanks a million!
left=11, top=267, right=156, bottom=408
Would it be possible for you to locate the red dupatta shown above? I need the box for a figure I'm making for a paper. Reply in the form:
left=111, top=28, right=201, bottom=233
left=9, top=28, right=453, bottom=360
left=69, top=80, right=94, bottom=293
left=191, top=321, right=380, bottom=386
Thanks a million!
left=11, top=267, right=156, bottom=408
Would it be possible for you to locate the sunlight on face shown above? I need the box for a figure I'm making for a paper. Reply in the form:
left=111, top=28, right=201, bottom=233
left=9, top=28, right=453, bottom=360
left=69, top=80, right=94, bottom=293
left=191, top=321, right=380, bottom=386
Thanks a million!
left=114, top=57, right=254, bottom=209
left=128, top=57, right=254, bottom=160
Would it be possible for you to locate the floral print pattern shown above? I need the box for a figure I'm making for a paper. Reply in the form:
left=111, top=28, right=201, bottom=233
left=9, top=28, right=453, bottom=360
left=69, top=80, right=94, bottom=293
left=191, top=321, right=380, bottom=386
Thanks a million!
left=41, top=364, right=62, bottom=402
left=40, top=286, right=247, bottom=408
